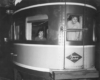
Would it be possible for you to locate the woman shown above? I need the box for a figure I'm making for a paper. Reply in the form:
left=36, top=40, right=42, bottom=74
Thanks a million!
left=67, top=16, right=80, bottom=29
left=67, top=15, right=82, bottom=41
left=35, top=30, right=46, bottom=41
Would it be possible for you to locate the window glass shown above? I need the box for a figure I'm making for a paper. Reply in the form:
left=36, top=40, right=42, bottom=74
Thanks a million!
left=66, top=14, right=82, bottom=41
left=67, top=31, right=82, bottom=41
left=9, top=23, right=14, bottom=40
left=14, top=25, right=20, bottom=40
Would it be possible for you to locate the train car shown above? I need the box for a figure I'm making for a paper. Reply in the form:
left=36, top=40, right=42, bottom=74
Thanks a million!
left=9, top=0, right=99, bottom=80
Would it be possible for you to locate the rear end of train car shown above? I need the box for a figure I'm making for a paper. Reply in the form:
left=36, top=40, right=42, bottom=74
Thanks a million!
left=9, top=0, right=99, bottom=80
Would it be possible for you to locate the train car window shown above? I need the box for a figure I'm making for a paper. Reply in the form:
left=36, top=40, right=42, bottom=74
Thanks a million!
left=9, top=23, right=14, bottom=40
left=66, top=14, right=82, bottom=41
left=14, top=25, right=20, bottom=40
left=13, top=20, right=24, bottom=41
left=26, top=14, right=48, bottom=41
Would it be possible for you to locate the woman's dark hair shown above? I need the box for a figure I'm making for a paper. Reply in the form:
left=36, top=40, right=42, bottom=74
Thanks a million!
left=68, top=15, right=79, bottom=22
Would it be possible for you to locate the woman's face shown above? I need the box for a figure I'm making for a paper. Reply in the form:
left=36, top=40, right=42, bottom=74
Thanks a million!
left=38, top=31, right=44, bottom=37
left=72, top=17, right=78, bottom=24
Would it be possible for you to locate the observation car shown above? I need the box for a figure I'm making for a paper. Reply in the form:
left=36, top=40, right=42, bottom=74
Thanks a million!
left=9, top=0, right=99, bottom=80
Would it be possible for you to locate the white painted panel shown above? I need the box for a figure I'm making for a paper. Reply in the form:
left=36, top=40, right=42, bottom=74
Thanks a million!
left=13, top=44, right=64, bottom=69
left=84, top=46, right=95, bottom=69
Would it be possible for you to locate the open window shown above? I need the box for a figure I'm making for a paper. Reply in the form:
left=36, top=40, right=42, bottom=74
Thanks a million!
left=26, top=14, right=48, bottom=41
left=66, top=14, right=83, bottom=41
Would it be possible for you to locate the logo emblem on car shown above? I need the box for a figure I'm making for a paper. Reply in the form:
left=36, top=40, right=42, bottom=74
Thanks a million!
left=66, top=52, right=82, bottom=63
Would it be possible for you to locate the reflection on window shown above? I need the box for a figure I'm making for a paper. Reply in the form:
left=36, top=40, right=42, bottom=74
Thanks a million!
left=67, top=31, right=82, bottom=41
left=93, top=21, right=96, bottom=42
left=9, top=21, right=24, bottom=41
left=67, top=14, right=82, bottom=41
left=9, top=24, right=14, bottom=40
left=26, top=14, right=48, bottom=41
left=14, top=25, right=20, bottom=40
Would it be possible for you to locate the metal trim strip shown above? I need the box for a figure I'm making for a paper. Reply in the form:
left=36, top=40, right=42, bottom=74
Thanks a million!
left=14, top=61, right=51, bottom=72
left=14, top=43, right=95, bottom=47
left=14, top=2, right=96, bottom=14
